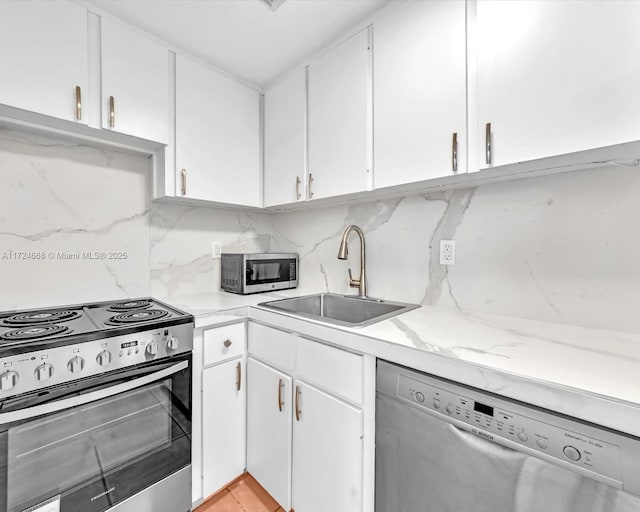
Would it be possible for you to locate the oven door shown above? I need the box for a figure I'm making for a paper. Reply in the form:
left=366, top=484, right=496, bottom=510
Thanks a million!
left=245, top=257, right=296, bottom=290
left=0, top=354, right=191, bottom=512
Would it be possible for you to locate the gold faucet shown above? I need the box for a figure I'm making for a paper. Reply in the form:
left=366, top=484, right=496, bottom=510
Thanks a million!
left=337, top=225, right=367, bottom=298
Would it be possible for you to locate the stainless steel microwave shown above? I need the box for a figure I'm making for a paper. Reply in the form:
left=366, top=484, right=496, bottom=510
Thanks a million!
left=221, top=253, right=298, bottom=294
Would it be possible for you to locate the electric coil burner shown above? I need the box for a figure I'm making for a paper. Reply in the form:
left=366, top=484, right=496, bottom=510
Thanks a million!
left=1, top=309, right=80, bottom=326
left=107, top=299, right=153, bottom=312
left=0, top=297, right=194, bottom=512
left=105, top=308, right=169, bottom=325
left=1, top=324, right=71, bottom=341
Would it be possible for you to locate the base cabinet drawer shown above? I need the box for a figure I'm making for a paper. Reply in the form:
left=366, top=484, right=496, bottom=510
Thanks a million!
left=248, top=322, right=294, bottom=371
left=203, top=322, right=245, bottom=366
left=296, top=336, right=363, bottom=405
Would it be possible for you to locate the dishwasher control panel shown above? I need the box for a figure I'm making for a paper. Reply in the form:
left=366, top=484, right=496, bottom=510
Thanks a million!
left=397, top=374, right=623, bottom=485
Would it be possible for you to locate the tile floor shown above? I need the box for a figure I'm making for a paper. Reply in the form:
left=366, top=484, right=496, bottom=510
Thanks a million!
left=195, top=473, right=285, bottom=512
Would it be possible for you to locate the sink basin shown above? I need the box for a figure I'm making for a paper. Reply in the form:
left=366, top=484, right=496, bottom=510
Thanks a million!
left=258, top=293, right=420, bottom=328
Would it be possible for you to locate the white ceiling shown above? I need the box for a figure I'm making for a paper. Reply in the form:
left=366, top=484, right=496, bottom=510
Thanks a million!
left=87, top=0, right=391, bottom=88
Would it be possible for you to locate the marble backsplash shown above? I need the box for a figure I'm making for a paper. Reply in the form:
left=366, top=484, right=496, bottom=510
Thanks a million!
left=0, top=127, right=151, bottom=310
left=0, top=127, right=272, bottom=310
left=1, top=127, right=637, bottom=334
left=271, top=166, right=640, bottom=334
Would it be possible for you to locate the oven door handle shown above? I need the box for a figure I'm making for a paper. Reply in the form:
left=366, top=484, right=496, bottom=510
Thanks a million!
left=0, top=360, right=188, bottom=424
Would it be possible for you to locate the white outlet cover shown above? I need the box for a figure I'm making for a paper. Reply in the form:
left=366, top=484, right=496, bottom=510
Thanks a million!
left=439, top=240, right=456, bottom=265
left=211, top=242, right=222, bottom=259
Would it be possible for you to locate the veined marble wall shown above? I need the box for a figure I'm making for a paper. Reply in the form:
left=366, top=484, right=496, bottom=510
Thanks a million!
left=2, top=128, right=637, bottom=334
left=149, top=203, right=272, bottom=298
left=0, top=127, right=273, bottom=310
left=271, top=166, right=640, bottom=334
left=0, top=128, right=151, bottom=310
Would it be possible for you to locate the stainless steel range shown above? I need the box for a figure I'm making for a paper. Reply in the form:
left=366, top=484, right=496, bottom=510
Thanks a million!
left=0, top=298, right=194, bottom=512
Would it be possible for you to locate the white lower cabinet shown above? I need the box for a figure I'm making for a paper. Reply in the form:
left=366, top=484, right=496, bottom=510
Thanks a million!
left=292, top=380, right=363, bottom=512
left=201, top=357, right=246, bottom=499
left=246, top=322, right=367, bottom=512
left=246, top=358, right=292, bottom=509
left=201, top=323, right=246, bottom=499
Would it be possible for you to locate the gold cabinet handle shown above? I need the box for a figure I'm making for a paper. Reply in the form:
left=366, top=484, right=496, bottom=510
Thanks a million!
left=278, top=378, right=284, bottom=412
left=452, top=132, right=458, bottom=173
left=75, top=86, right=82, bottom=120
left=223, top=339, right=232, bottom=348
left=181, top=169, right=187, bottom=196
left=236, top=362, right=241, bottom=391
left=295, top=385, right=301, bottom=421
left=308, top=173, right=314, bottom=199
left=109, top=96, right=115, bottom=128
left=485, top=122, right=492, bottom=165
left=295, top=176, right=301, bottom=200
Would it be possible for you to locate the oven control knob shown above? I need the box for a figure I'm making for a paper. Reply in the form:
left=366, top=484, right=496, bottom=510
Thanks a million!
left=34, top=363, right=54, bottom=382
left=146, top=341, right=158, bottom=356
left=167, top=336, right=179, bottom=351
left=563, top=445, right=581, bottom=462
left=0, top=370, right=19, bottom=391
left=67, top=356, right=85, bottom=374
left=96, top=350, right=112, bottom=367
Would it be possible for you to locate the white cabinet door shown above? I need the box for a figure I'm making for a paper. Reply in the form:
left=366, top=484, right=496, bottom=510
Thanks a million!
left=264, top=69, right=306, bottom=207
left=176, top=55, right=260, bottom=206
left=307, top=29, right=371, bottom=200
left=202, top=359, right=245, bottom=498
left=292, top=381, right=363, bottom=512
left=0, top=1, right=87, bottom=123
left=374, top=0, right=466, bottom=187
left=101, top=16, right=169, bottom=143
left=246, top=358, right=292, bottom=510
left=476, top=0, right=640, bottom=169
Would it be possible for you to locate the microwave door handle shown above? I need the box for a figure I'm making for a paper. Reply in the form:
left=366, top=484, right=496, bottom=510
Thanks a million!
left=0, top=360, right=188, bottom=425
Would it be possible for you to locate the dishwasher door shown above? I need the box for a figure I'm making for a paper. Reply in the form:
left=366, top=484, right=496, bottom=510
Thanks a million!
left=375, top=364, right=640, bottom=512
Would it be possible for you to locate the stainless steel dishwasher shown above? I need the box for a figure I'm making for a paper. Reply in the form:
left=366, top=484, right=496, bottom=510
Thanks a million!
left=376, top=360, right=640, bottom=512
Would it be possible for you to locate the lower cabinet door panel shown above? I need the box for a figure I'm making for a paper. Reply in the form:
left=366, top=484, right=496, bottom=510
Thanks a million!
left=246, top=358, right=292, bottom=510
left=202, top=359, right=246, bottom=498
left=292, top=381, right=363, bottom=512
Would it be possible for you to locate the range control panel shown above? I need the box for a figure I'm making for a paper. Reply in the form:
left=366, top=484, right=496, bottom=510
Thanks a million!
left=0, top=323, right=193, bottom=398
left=397, top=374, right=623, bottom=485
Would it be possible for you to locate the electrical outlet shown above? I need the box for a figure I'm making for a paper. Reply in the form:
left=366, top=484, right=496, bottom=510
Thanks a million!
left=439, top=240, right=456, bottom=265
left=211, top=242, right=222, bottom=259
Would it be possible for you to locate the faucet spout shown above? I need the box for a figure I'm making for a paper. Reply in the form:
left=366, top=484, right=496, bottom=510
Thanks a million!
left=337, top=225, right=367, bottom=298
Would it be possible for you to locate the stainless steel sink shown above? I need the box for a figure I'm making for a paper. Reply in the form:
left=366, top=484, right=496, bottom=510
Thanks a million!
left=258, top=293, right=420, bottom=328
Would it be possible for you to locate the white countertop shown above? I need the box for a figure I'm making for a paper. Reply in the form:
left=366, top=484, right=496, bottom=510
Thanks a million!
left=163, top=291, right=640, bottom=436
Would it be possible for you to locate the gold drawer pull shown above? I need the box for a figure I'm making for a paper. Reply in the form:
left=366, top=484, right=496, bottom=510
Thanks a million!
left=278, top=379, right=284, bottom=412
left=295, top=385, right=301, bottom=421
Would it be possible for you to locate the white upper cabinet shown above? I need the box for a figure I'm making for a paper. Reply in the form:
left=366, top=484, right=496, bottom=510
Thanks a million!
left=0, top=1, right=88, bottom=123
left=476, top=0, right=640, bottom=169
left=307, top=29, right=371, bottom=200
left=264, top=69, right=306, bottom=207
left=101, top=16, right=170, bottom=143
left=374, top=0, right=467, bottom=187
left=176, top=54, right=261, bottom=206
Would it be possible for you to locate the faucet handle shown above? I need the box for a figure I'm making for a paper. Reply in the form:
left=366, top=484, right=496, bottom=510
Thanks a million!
left=348, top=268, right=360, bottom=288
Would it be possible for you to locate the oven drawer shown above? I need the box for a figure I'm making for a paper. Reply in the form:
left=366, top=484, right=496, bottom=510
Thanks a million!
left=203, top=322, right=245, bottom=366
